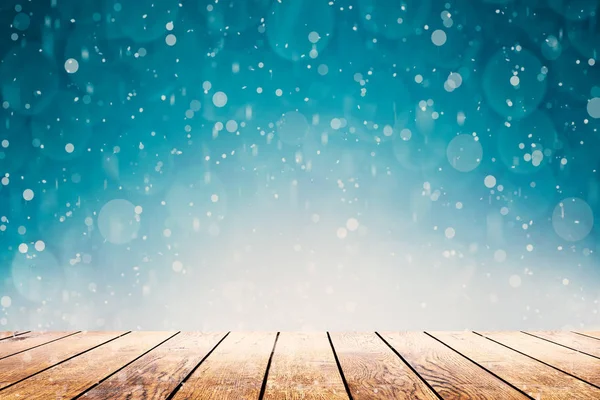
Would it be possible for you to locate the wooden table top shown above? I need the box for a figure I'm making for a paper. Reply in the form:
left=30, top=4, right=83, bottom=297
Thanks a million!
left=0, top=330, right=599, bottom=399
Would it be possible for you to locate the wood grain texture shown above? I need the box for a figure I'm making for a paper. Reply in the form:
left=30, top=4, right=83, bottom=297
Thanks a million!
left=329, top=332, right=438, bottom=399
left=0, top=331, right=29, bottom=341
left=430, top=331, right=600, bottom=400
left=0, top=331, right=176, bottom=399
left=477, top=331, right=600, bottom=387
left=0, top=331, right=78, bottom=359
left=525, top=332, right=600, bottom=358
left=263, top=332, right=349, bottom=400
left=0, top=331, right=126, bottom=390
left=380, top=332, right=528, bottom=400
left=0, top=331, right=599, bottom=398
left=82, top=332, right=225, bottom=399
left=171, top=332, right=274, bottom=400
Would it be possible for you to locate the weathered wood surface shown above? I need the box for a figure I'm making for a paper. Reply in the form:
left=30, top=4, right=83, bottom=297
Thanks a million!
left=380, top=331, right=529, bottom=399
left=171, top=332, right=274, bottom=400
left=86, top=332, right=226, bottom=400
left=0, top=331, right=78, bottom=359
left=429, top=331, right=600, bottom=400
left=0, top=331, right=599, bottom=399
left=525, top=331, right=600, bottom=359
left=263, top=332, right=349, bottom=399
left=330, top=332, right=438, bottom=399
left=477, top=331, right=600, bottom=387
left=0, top=331, right=176, bottom=399
left=0, top=331, right=126, bottom=390
left=0, top=331, right=28, bottom=341
left=576, top=331, right=600, bottom=341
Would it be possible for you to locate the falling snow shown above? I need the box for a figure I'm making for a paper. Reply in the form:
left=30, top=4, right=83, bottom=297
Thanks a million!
left=0, top=0, right=598, bottom=331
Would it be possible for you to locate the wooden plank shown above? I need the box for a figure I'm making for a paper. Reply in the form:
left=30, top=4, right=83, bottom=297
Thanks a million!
left=524, top=331, right=600, bottom=359
left=380, top=332, right=528, bottom=400
left=263, top=332, right=349, bottom=399
left=430, top=331, right=600, bottom=400
left=0, top=331, right=126, bottom=390
left=0, top=331, right=78, bottom=359
left=0, top=331, right=177, bottom=399
left=0, top=332, right=29, bottom=341
left=82, top=332, right=225, bottom=399
left=329, top=332, right=438, bottom=399
left=171, top=332, right=274, bottom=400
left=576, top=332, right=600, bottom=341
left=477, top=331, right=600, bottom=387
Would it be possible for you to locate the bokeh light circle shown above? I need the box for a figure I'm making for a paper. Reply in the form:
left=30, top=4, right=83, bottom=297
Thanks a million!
left=349, top=73, right=412, bottom=135
left=166, top=168, right=228, bottom=235
left=13, top=13, right=30, bottom=31
left=11, top=251, right=64, bottom=303
left=502, top=165, right=558, bottom=220
left=552, top=197, right=594, bottom=242
left=266, top=0, right=335, bottom=62
left=31, top=91, right=94, bottom=161
left=198, top=0, right=271, bottom=34
left=446, top=134, right=483, bottom=172
left=497, top=110, right=559, bottom=174
left=482, top=47, right=547, bottom=120
left=0, top=111, right=30, bottom=174
left=106, top=0, right=180, bottom=43
left=588, top=98, right=600, bottom=119
left=393, top=130, right=447, bottom=171
left=97, top=199, right=141, bottom=245
left=358, top=0, right=432, bottom=40
left=109, top=128, right=177, bottom=196
left=0, top=44, right=59, bottom=115
left=277, top=111, right=310, bottom=146
left=548, top=0, right=598, bottom=21
left=567, top=20, right=600, bottom=60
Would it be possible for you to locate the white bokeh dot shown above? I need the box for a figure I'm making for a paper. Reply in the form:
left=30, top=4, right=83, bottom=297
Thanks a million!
left=212, top=91, right=228, bottom=108
left=484, top=175, right=497, bottom=188
left=308, top=31, right=320, bottom=43
left=34, top=240, right=45, bottom=252
left=64, top=58, right=79, bottom=74
left=494, top=249, right=507, bottom=262
left=431, top=29, right=447, bottom=46
left=18, top=243, right=28, bottom=253
left=587, top=97, right=600, bottom=119
left=509, top=275, right=522, bottom=288
left=165, top=34, right=177, bottom=46
left=23, top=189, right=34, bottom=201
left=346, top=218, right=359, bottom=231
left=226, top=120, right=238, bottom=133
left=0, top=296, right=11, bottom=308
left=526, top=244, right=534, bottom=252
left=172, top=260, right=183, bottom=272
left=330, top=118, right=342, bottom=130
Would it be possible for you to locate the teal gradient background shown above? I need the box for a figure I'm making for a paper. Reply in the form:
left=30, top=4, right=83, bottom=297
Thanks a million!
left=0, top=0, right=599, bottom=330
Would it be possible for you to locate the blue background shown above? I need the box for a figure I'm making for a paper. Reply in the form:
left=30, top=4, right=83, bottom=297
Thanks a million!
left=0, top=0, right=599, bottom=331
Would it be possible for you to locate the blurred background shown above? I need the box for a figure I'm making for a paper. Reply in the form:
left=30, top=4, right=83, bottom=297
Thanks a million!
left=0, top=0, right=599, bottom=331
